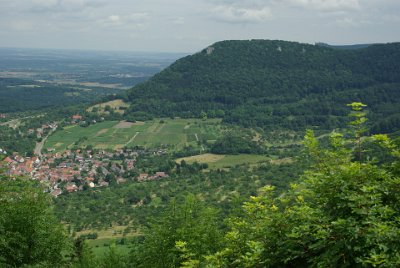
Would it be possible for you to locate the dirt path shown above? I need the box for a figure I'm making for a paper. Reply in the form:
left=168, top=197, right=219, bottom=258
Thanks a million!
left=194, top=133, right=205, bottom=151
left=34, top=128, right=56, bottom=157
left=125, top=132, right=140, bottom=146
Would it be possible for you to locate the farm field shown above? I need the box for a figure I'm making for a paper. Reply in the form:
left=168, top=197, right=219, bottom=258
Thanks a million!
left=176, top=153, right=271, bottom=169
left=44, top=118, right=222, bottom=152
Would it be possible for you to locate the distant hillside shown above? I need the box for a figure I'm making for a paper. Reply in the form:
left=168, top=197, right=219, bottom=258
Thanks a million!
left=124, top=40, right=400, bottom=133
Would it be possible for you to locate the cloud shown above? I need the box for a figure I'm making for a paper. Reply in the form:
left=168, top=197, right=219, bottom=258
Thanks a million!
left=288, top=0, right=360, bottom=12
left=127, top=12, right=149, bottom=23
left=172, top=17, right=185, bottom=25
left=0, top=0, right=399, bottom=52
left=211, top=5, right=272, bottom=23
left=108, top=15, right=121, bottom=22
left=6, top=0, right=107, bottom=13
left=100, top=12, right=149, bottom=29
left=31, top=0, right=58, bottom=7
left=10, top=20, right=36, bottom=32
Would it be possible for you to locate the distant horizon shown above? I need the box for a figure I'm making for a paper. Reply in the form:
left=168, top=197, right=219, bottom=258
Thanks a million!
left=1, top=39, right=398, bottom=55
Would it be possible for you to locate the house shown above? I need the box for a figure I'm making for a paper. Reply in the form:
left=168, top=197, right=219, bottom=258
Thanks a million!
left=86, top=177, right=95, bottom=182
left=138, top=173, right=148, bottom=181
left=72, top=114, right=83, bottom=120
left=65, top=183, right=78, bottom=193
left=71, top=115, right=83, bottom=123
left=4, top=157, right=14, bottom=165
left=50, top=188, right=62, bottom=197
left=117, top=177, right=127, bottom=184
left=155, top=172, right=168, bottom=178
left=0, top=114, right=6, bottom=119
left=99, top=181, right=109, bottom=187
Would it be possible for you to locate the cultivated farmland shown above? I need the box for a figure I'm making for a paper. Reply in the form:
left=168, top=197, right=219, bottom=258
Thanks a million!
left=44, top=118, right=222, bottom=152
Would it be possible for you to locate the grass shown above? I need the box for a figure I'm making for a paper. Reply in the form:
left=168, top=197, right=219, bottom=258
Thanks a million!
left=176, top=153, right=271, bottom=169
left=85, top=238, right=132, bottom=257
left=87, top=99, right=129, bottom=114
left=44, top=118, right=222, bottom=152
left=76, top=225, right=137, bottom=257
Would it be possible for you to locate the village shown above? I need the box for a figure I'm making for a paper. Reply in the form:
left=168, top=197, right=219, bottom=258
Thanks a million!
left=1, top=147, right=169, bottom=197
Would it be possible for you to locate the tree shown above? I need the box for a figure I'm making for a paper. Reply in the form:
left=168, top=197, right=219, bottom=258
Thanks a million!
left=99, top=244, right=128, bottom=268
left=129, top=195, right=222, bottom=267
left=70, top=237, right=98, bottom=268
left=0, top=177, right=69, bottom=267
left=207, top=103, right=400, bottom=267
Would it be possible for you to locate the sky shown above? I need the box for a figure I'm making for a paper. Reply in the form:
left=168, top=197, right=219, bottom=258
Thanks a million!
left=0, top=0, right=399, bottom=53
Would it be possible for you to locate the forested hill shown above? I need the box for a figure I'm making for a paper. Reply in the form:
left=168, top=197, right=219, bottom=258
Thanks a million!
left=124, top=40, right=400, bottom=132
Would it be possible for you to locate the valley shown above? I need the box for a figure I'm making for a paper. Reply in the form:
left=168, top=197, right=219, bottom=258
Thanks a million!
left=1, top=40, right=400, bottom=267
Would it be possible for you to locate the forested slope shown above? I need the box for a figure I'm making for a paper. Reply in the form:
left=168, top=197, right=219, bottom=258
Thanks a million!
left=125, top=40, right=400, bottom=132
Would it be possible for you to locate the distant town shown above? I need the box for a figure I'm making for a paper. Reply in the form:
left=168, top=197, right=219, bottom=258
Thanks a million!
left=0, top=113, right=176, bottom=197
left=1, top=146, right=169, bottom=197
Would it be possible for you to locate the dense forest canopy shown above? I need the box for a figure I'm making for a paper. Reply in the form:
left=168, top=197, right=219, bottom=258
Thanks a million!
left=124, top=40, right=400, bottom=133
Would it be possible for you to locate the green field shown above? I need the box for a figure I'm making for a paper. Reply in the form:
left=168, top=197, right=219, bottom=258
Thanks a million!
left=176, top=153, right=272, bottom=169
left=44, top=119, right=222, bottom=152
left=87, top=238, right=132, bottom=257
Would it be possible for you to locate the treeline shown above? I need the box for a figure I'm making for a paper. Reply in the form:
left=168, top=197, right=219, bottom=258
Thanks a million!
left=123, top=40, right=400, bottom=133
left=210, top=132, right=265, bottom=154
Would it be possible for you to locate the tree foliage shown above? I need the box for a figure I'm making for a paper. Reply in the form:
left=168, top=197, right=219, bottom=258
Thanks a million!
left=0, top=178, right=68, bottom=267
left=206, top=103, right=400, bottom=267
left=129, top=195, right=223, bottom=267
left=210, top=133, right=264, bottom=155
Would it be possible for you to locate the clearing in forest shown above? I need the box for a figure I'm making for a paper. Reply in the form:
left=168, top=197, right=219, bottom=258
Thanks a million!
left=87, top=99, right=129, bottom=115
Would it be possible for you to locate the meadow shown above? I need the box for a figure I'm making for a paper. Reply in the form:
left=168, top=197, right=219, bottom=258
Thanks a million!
left=176, top=153, right=272, bottom=169
left=44, top=118, right=222, bottom=152
left=75, top=226, right=136, bottom=257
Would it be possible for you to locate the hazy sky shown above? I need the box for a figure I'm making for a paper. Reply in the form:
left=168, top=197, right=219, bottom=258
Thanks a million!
left=0, top=0, right=399, bottom=53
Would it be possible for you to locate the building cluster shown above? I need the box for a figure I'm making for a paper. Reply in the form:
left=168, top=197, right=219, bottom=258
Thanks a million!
left=28, top=123, right=58, bottom=138
left=2, top=148, right=168, bottom=197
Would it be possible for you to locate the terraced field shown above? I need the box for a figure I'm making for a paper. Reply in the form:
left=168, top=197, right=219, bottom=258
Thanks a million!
left=44, top=118, right=222, bottom=152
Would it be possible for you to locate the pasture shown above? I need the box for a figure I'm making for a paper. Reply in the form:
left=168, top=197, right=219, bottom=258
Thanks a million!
left=176, top=153, right=272, bottom=169
left=44, top=118, right=222, bottom=152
